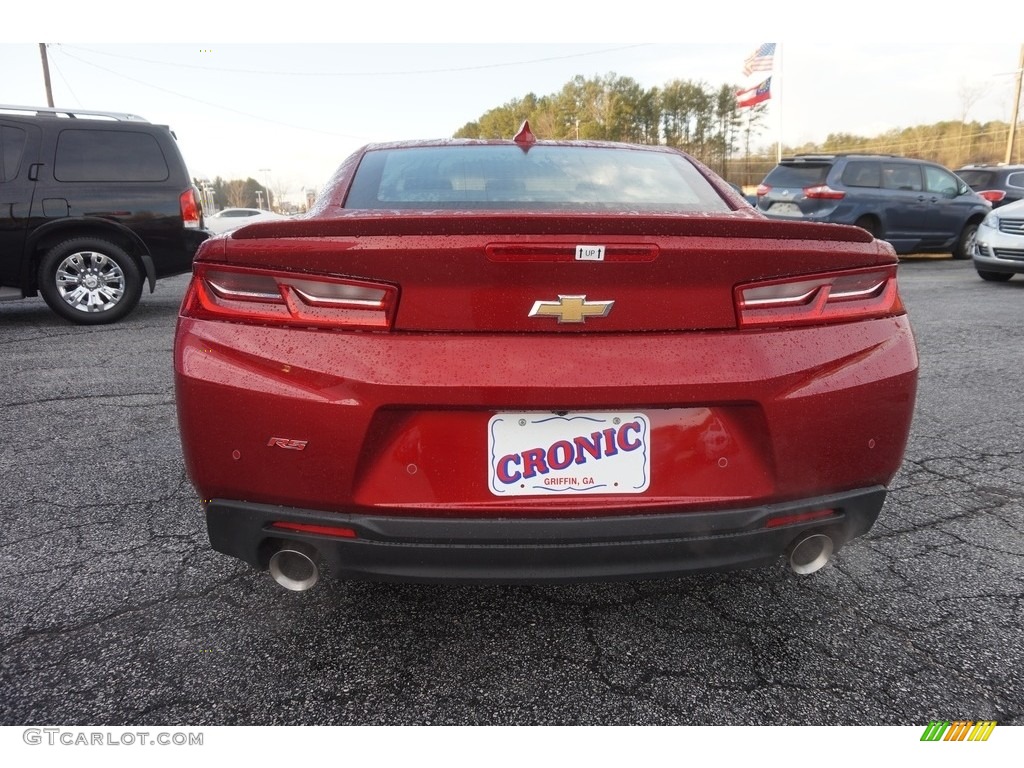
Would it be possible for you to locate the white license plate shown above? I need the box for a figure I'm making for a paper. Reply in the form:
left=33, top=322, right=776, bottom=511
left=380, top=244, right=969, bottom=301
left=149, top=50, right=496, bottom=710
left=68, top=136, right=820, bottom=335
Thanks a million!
left=488, top=412, right=650, bottom=497
left=769, top=202, right=802, bottom=216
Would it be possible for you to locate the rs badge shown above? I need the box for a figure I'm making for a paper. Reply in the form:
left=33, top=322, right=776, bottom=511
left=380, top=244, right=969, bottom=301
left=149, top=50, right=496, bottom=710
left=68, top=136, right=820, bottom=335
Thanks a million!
left=267, top=437, right=308, bottom=451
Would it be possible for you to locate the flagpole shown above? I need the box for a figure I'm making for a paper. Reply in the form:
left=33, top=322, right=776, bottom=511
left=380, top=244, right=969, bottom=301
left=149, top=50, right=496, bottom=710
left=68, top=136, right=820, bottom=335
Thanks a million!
left=776, top=43, right=783, bottom=164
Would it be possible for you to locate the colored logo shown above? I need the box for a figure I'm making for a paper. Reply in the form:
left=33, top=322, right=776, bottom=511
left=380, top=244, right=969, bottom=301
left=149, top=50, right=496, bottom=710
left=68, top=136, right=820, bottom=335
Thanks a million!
left=920, top=720, right=997, bottom=742
left=528, top=295, right=614, bottom=324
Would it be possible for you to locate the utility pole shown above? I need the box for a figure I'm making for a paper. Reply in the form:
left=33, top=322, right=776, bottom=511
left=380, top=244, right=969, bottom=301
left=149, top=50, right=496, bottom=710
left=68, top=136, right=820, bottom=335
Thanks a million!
left=39, top=44, right=54, bottom=107
left=1005, top=44, right=1024, bottom=165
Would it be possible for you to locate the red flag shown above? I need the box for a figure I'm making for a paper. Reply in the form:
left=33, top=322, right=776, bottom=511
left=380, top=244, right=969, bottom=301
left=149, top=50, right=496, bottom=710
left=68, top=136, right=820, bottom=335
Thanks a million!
left=736, top=77, right=772, bottom=108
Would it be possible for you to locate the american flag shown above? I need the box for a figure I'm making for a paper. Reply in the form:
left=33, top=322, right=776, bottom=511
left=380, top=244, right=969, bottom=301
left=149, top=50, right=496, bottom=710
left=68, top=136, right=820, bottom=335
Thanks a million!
left=736, top=77, right=772, bottom=108
left=743, top=43, right=776, bottom=76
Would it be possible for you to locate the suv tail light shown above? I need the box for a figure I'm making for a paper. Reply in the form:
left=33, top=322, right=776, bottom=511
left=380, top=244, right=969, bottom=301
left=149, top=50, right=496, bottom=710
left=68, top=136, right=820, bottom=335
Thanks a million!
left=180, top=188, right=202, bottom=229
left=735, top=266, right=904, bottom=328
left=756, top=184, right=771, bottom=197
left=803, top=185, right=846, bottom=200
left=977, top=190, right=1006, bottom=203
left=182, top=263, right=398, bottom=330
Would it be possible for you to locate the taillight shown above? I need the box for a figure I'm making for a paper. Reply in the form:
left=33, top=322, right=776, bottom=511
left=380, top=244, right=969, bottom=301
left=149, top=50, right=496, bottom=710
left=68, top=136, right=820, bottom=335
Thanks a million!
left=182, top=263, right=398, bottom=330
left=978, top=189, right=1006, bottom=203
left=735, top=266, right=904, bottom=328
left=180, top=188, right=202, bottom=229
left=803, top=185, right=845, bottom=200
left=756, top=184, right=771, bottom=197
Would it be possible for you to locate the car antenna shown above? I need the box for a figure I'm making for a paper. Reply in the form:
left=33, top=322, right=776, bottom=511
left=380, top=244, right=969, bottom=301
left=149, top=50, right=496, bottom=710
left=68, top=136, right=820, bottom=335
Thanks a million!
left=513, top=120, right=537, bottom=150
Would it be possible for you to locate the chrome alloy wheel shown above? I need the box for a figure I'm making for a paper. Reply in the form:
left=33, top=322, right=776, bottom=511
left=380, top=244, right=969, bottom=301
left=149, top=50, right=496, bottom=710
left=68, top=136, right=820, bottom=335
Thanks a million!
left=54, top=250, right=127, bottom=313
left=963, top=227, right=978, bottom=257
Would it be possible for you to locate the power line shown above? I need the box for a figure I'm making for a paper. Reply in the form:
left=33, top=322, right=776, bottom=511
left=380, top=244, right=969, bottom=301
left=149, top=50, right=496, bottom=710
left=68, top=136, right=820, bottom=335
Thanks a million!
left=47, top=54, right=82, bottom=108
left=56, top=43, right=650, bottom=78
left=52, top=47, right=373, bottom=142
left=813, top=125, right=1016, bottom=155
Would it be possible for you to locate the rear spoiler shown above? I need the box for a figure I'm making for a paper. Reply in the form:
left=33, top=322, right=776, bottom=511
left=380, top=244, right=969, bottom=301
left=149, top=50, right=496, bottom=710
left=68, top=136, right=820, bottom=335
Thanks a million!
left=232, top=211, right=875, bottom=244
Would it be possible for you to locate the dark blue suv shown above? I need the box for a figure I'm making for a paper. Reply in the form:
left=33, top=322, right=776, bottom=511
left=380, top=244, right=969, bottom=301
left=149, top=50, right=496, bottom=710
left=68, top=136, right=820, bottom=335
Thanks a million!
left=756, top=154, right=991, bottom=259
left=955, top=164, right=1024, bottom=208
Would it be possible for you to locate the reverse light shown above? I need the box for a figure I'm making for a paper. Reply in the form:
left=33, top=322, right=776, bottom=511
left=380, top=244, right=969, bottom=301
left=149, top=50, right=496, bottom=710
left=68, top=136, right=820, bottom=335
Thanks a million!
left=735, top=266, right=904, bottom=328
left=183, top=263, right=398, bottom=330
left=270, top=522, right=358, bottom=539
left=803, top=185, right=846, bottom=200
left=764, top=508, right=837, bottom=529
left=180, top=188, right=202, bottom=229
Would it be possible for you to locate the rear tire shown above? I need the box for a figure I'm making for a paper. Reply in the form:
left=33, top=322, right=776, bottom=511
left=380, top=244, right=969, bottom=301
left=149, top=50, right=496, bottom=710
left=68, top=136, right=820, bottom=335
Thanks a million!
left=38, top=237, right=143, bottom=325
left=953, top=222, right=979, bottom=260
left=977, top=270, right=1013, bottom=282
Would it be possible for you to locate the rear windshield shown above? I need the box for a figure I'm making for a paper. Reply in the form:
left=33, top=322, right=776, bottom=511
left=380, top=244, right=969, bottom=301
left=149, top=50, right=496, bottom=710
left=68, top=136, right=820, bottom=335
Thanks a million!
left=344, top=145, right=731, bottom=212
left=955, top=170, right=996, bottom=189
left=764, top=162, right=831, bottom=188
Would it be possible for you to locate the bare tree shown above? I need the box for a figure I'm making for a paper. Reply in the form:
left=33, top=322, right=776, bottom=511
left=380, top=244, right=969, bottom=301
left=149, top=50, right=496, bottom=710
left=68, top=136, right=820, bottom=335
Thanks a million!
left=271, top=176, right=291, bottom=212
left=225, top=179, right=248, bottom=208
left=958, top=82, right=989, bottom=159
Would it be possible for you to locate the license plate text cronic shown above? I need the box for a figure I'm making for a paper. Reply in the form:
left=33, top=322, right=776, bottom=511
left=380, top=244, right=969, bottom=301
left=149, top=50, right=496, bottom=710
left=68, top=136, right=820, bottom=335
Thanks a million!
left=488, top=412, right=651, bottom=496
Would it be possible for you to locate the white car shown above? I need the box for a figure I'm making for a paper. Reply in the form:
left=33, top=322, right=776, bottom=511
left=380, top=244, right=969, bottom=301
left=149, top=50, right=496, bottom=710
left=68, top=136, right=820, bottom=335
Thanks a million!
left=974, top=198, right=1024, bottom=282
left=205, top=208, right=287, bottom=235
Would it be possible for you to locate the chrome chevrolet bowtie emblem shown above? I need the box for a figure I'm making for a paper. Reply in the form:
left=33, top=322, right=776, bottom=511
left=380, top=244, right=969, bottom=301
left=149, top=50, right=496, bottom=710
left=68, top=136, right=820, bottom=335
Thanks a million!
left=528, top=295, right=614, bottom=324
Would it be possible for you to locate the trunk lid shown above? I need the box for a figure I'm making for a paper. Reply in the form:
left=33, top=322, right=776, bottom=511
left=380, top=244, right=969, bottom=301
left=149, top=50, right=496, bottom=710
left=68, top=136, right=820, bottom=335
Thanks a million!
left=210, top=211, right=891, bottom=333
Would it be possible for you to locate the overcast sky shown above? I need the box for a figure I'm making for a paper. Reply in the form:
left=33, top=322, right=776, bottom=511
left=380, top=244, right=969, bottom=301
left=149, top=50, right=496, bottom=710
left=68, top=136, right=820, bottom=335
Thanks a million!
left=4, top=4, right=1023, bottom=201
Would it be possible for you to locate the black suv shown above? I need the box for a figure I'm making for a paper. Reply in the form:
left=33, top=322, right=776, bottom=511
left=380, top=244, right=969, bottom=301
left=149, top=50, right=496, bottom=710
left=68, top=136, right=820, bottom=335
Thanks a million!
left=756, top=154, right=991, bottom=259
left=955, top=164, right=1024, bottom=208
left=0, top=104, right=208, bottom=324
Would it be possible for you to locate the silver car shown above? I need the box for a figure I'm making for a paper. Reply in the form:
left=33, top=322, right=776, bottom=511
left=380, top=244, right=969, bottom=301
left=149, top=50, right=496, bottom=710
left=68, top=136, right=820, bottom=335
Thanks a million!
left=974, top=198, right=1024, bottom=282
left=205, top=207, right=288, bottom=235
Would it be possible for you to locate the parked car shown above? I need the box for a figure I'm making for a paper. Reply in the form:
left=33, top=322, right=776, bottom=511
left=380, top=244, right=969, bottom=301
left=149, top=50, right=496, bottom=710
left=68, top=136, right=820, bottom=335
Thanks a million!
left=205, top=207, right=288, bottom=235
left=0, top=104, right=208, bottom=324
left=973, top=197, right=1024, bottom=281
left=955, top=163, right=1024, bottom=208
left=756, top=154, right=991, bottom=259
left=174, top=124, right=919, bottom=591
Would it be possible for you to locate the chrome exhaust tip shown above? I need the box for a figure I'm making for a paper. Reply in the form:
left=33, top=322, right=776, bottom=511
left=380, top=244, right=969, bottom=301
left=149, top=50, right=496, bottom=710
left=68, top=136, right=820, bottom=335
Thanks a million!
left=268, top=542, right=320, bottom=591
left=787, top=533, right=834, bottom=575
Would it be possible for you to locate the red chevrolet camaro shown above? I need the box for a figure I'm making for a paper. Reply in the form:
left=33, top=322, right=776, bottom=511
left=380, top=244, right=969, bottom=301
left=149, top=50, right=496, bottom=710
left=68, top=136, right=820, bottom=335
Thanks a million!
left=174, top=124, right=918, bottom=590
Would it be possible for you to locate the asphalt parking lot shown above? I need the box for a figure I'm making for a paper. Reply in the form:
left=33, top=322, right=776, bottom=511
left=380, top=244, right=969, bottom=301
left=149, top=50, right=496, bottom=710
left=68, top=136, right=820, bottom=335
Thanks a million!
left=1, top=257, right=1021, bottom=726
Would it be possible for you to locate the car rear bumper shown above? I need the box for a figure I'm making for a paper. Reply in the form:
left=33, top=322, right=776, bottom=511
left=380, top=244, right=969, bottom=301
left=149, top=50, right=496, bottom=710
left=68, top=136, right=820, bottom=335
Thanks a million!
left=175, top=317, right=918, bottom=513
left=205, top=486, right=887, bottom=583
left=151, top=227, right=210, bottom=278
